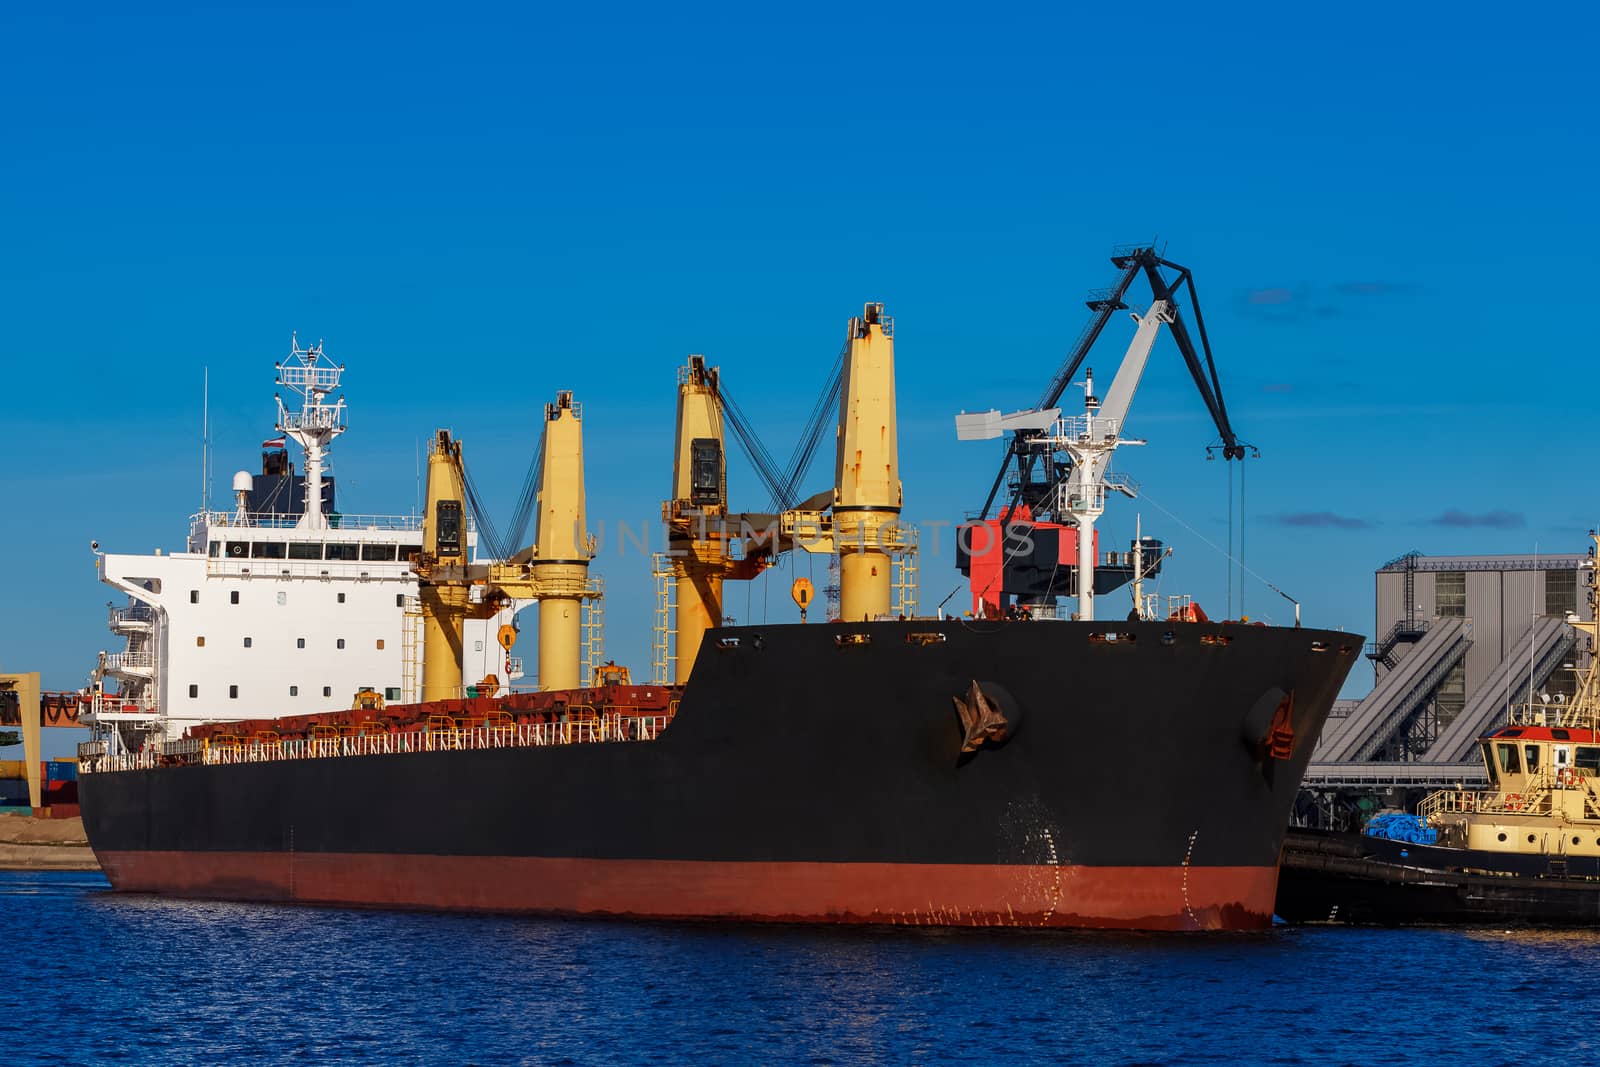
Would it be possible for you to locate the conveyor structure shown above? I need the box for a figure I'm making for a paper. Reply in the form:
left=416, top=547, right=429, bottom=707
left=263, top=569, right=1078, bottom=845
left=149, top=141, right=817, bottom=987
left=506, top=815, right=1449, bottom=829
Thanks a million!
left=1423, top=615, right=1577, bottom=763
left=1314, top=617, right=1472, bottom=762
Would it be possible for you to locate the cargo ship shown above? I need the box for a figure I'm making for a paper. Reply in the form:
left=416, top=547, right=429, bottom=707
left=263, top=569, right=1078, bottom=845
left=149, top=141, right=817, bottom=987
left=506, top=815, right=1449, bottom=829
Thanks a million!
left=78, top=248, right=1361, bottom=930
left=1277, top=534, right=1600, bottom=924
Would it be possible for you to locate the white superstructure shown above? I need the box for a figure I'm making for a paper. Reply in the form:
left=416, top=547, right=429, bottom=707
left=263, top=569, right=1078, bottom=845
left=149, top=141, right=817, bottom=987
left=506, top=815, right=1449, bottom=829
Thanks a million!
left=87, top=338, right=522, bottom=744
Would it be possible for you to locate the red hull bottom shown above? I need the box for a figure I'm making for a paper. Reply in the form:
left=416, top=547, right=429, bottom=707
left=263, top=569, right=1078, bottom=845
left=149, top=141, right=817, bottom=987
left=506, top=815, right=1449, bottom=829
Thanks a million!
left=97, top=851, right=1279, bottom=931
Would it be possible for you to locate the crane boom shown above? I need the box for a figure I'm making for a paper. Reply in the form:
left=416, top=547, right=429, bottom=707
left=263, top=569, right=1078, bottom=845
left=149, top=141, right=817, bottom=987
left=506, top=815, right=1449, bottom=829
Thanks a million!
left=978, top=245, right=1245, bottom=524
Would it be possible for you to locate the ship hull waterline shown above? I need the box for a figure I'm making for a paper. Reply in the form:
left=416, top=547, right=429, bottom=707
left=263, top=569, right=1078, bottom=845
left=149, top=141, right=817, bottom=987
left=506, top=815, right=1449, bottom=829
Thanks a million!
left=81, top=619, right=1359, bottom=932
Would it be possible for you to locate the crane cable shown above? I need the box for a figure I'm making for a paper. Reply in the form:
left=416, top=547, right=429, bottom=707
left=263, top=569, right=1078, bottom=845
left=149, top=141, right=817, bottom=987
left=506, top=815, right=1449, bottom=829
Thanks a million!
left=713, top=342, right=845, bottom=514
left=769, top=341, right=845, bottom=512
left=461, top=459, right=512, bottom=563
left=717, top=385, right=789, bottom=506
left=503, top=443, right=545, bottom=556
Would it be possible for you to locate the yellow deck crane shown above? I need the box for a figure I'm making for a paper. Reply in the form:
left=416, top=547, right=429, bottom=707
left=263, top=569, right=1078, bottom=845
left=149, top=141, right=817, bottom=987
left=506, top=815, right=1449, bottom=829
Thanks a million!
left=662, top=356, right=775, bottom=683
left=660, top=303, right=912, bottom=680
left=412, top=391, right=600, bottom=700
left=780, top=302, right=907, bottom=621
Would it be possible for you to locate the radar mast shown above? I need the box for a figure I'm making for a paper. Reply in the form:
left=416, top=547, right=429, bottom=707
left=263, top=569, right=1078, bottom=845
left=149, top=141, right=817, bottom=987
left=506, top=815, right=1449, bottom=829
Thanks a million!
left=274, top=335, right=346, bottom=531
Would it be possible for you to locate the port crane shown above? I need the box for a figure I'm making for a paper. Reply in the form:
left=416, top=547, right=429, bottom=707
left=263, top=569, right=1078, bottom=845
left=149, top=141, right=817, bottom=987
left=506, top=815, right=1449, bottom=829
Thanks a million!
left=956, top=245, right=1250, bottom=621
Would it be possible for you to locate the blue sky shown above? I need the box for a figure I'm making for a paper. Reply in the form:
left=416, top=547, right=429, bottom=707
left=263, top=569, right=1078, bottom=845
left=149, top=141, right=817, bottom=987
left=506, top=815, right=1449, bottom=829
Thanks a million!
left=3, top=2, right=1596, bottom=731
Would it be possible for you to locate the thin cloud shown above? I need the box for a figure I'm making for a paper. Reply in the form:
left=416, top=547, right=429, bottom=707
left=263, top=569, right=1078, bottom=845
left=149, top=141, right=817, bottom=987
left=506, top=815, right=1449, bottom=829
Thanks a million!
left=1334, top=281, right=1419, bottom=297
left=1236, top=280, right=1416, bottom=323
left=1272, top=511, right=1373, bottom=530
left=1428, top=509, right=1525, bottom=529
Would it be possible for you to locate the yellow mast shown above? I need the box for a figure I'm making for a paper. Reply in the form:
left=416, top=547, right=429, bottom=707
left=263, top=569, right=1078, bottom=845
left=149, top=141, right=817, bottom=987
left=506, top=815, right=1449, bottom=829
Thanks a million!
left=529, top=391, right=593, bottom=691
left=664, top=356, right=728, bottom=684
left=833, top=303, right=903, bottom=622
left=418, top=430, right=482, bottom=703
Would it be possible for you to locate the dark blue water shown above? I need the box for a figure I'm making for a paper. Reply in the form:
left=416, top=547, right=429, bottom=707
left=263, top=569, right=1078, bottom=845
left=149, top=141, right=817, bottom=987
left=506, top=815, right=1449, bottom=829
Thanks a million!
left=5, top=871, right=1596, bottom=1065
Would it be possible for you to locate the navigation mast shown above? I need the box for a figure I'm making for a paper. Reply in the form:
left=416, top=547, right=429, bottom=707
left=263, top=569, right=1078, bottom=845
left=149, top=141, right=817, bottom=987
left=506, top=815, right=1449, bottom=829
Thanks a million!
left=275, top=335, right=346, bottom=531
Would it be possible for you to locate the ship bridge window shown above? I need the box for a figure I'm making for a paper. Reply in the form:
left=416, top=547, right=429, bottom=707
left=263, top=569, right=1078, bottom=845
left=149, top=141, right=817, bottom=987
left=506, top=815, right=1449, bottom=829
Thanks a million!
left=1497, top=743, right=1521, bottom=775
left=288, top=542, right=321, bottom=560
left=251, top=542, right=287, bottom=559
left=226, top=541, right=249, bottom=559
left=400, top=544, right=421, bottom=561
left=208, top=542, right=221, bottom=558
left=325, top=543, right=360, bottom=561
left=1575, top=747, right=1600, bottom=775
left=1552, top=728, right=1571, bottom=741
left=1482, top=744, right=1500, bottom=785
left=361, top=543, right=398, bottom=562
left=1524, top=745, right=1541, bottom=772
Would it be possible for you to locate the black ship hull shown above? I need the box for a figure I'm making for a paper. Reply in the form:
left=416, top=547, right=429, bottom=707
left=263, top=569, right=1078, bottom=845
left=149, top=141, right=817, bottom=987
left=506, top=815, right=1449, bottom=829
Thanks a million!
left=81, top=619, right=1357, bottom=930
left=1276, top=828, right=1600, bottom=924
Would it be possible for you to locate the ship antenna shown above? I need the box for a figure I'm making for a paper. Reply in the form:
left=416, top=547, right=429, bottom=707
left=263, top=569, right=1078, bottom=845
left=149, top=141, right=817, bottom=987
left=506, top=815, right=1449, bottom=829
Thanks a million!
left=275, top=335, right=347, bottom=531
left=201, top=365, right=209, bottom=512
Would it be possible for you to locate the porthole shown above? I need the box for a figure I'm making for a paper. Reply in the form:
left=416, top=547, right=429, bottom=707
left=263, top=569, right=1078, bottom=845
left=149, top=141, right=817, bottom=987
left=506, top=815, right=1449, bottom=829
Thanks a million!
left=1574, top=836, right=1582, bottom=845
left=1528, top=834, right=1537, bottom=844
left=1497, top=833, right=1507, bottom=842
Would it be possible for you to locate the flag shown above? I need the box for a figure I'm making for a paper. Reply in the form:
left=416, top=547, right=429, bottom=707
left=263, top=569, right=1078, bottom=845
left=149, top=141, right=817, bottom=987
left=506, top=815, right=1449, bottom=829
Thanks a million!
left=262, top=437, right=287, bottom=449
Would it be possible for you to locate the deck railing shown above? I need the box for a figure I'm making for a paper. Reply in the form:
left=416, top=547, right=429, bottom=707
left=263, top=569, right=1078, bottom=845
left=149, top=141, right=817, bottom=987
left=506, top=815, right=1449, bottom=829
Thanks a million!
left=101, top=651, right=155, bottom=672
left=1419, top=766, right=1596, bottom=821
left=81, top=714, right=672, bottom=774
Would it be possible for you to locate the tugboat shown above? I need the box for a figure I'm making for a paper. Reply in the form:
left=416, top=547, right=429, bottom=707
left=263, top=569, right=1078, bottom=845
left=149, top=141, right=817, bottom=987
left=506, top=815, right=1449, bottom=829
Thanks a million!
left=1277, top=534, right=1600, bottom=924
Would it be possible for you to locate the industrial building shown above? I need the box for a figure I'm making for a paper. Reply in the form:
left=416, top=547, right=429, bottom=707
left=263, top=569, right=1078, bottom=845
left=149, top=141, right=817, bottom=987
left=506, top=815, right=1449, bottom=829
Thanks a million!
left=1299, top=547, right=1597, bottom=827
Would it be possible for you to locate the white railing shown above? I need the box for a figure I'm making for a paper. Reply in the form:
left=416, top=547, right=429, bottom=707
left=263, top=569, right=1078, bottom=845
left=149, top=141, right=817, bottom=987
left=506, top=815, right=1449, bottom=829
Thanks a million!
left=280, top=409, right=343, bottom=432
left=1054, top=414, right=1121, bottom=442
left=102, top=651, right=155, bottom=672
left=109, top=605, right=154, bottom=629
left=82, top=714, right=674, bottom=774
left=192, top=511, right=426, bottom=532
